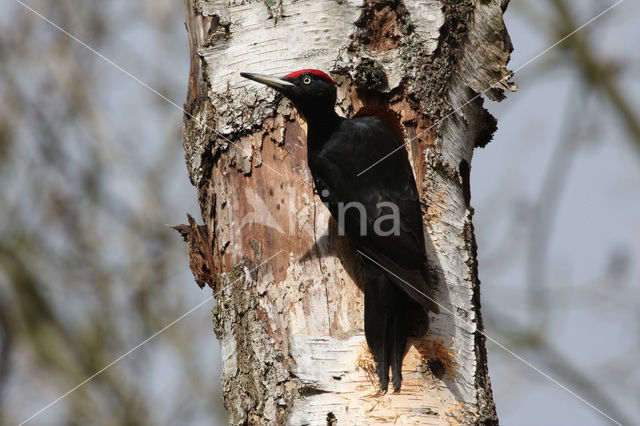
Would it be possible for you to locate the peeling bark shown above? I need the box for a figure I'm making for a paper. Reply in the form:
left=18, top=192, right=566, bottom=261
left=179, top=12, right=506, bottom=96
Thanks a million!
left=180, top=0, right=513, bottom=424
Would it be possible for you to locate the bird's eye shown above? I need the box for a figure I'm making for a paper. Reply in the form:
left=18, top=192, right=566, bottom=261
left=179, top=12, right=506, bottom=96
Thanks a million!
left=303, top=76, right=312, bottom=85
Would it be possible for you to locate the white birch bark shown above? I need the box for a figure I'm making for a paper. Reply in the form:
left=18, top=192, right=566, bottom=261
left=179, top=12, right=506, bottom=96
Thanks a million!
left=179, top=0, right=513, bottom=424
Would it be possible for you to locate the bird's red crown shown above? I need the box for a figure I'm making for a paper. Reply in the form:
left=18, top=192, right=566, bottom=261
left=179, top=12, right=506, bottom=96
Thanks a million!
left=285, top=69, right=335, bottom=85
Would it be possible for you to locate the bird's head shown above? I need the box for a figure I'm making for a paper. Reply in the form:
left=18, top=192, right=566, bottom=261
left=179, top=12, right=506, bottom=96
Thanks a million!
left=241, top=69, right=337, bottom=119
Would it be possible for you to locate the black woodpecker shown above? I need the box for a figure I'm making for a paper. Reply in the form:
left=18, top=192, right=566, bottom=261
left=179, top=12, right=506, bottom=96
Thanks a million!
left=241, top=69, right=439, bottom=392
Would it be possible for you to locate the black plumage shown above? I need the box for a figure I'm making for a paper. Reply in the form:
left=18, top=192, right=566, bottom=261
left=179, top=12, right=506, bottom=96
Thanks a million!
left=241, top=69, right=438, bottom=392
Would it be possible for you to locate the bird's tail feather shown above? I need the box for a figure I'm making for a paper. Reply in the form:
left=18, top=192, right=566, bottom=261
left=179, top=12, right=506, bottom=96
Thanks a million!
left=359, top=248, right=439, bottom=314
left=363, top=262, right=410, bottom=392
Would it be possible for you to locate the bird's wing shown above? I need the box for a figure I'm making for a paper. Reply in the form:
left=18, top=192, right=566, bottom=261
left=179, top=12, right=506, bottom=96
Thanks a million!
left=309, top=116, right=426, bottom=266
left=308, top=116, right=438, bottom=312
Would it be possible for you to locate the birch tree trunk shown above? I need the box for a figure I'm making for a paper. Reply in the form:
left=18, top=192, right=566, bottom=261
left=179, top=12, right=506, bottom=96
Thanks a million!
left=179, top=0, right=513, bottom=424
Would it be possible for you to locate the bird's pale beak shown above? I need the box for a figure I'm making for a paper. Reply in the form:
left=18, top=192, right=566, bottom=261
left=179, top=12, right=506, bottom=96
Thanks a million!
left=240, top=72, right=295, bottom=91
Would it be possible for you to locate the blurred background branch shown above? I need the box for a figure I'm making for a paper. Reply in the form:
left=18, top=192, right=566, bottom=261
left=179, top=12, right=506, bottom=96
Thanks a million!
left=477, top=0, right=640, bottom=424
left=550, top=0, right=640, bottom=151
left=0, top=1, right=223, bottom=424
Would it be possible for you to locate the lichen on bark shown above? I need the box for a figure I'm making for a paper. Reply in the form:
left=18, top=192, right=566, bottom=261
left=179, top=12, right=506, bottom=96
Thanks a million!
left=213, top=256, right=293, bottom=424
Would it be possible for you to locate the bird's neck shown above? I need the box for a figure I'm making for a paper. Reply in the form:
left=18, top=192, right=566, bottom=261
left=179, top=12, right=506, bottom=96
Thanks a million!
left=302, top=107, right=341, bottom=150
